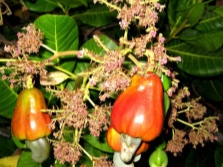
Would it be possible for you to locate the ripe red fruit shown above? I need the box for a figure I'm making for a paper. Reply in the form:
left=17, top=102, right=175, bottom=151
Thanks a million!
left=11, top=87, right=51, bottom=141
left=111, top=72, right=164, bottom=141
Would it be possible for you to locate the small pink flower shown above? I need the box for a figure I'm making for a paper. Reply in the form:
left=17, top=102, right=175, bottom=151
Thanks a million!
left=89, top=77, right=97, bottom=86
left=158, top=35, right=165, bottom=43
left=6, top=61, right=11, bottom=66
left=77, top=49, right=85, bottom=58
left=175, top=56, right=182, bottom=62
left=149, top=30, right=157, bottom=38
left=17, top=32, right=23, bottom=38
left=4, top=45, right=11, bottom=52
left=2, top=75, right=7, bottom=80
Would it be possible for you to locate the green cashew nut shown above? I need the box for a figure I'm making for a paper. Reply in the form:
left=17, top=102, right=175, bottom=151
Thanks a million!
left=25, top=137, right=50, bottom=163
left=149, top=149, right=168, bottom=167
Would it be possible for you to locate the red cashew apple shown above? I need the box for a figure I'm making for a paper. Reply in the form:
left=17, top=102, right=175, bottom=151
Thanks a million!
left=111, top=72, right=164, bottom=142
left=11, top=87, right=51, bottom=141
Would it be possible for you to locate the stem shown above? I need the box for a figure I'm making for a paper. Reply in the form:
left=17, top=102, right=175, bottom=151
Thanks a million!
left=74, top=128, right=79, bottom=143
left=98, top=0, right=121, bottom=11
left=128, top=54, right=142, bottom=69
left=165, top=18, right=188, bottom=43
left=122, top=48, right=132, bottom=55
left=51, top=66, right=76, bottom=79
left=177, top=107, right=190, bottom=114
left=46, top=109, right=64, bottom=113
left=56, top=2, right=66, bottom=14
left=124, top=29, right=128, bottom=41
left=0, top=59, right=17, bottom=62
left=1, top=0, right=12, bottom=15
left=41, top=43, right=56, bottom=54
left=77, top=143, right=93, bottom=161
left=48, top=50, right=79, bottom=61
left=176, top=118, right=198, bottom=130
left=26, top=75, right=33, bottom=89
left=87, top=96, right=96, bottom=107
left=83, top=82, right=96, bottom=107
left=93, top=35, right=110, bottom=52
left=191, top=121, right=203, bottom=126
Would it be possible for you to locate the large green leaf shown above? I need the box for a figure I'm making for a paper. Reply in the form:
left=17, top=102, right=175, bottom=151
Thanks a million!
left=83, top=133, right=114, bottom=153
left=25, top=0, right=87, bottom=13
left=167, top=0, right=198, bottom=33
left=17, top=150, right=52, bottom=167
left=167, top=0, right=186, bottom=34
left=213, top=6, right=223, bottom=17
left=195, top=8, right=223, bottom=32
left=194, top=78, right=223, bottom=102
left=35, top=14, right=79, bottom=72
left=0, top=137, right=17, bottom=158
left=56, top=0, right=87, bottom=8
left=17, top=151, right=40, bottom=167
left=178, top=3, right=205, bottom=26
left=167, top=0, right=179, bottom=31
left=24, top=0, right=58, bottom=12
left=0, top=155, right=19, bottom=167
left=166, top=39, right=223, bottom=76
left=179, top=28, right=223, bottom=51
left=73, top=6, right=117, bottom=27
left=176, top=0, right=196, bottom=10
left=0, top=80, right=17, bottom=119
left=35, top=14, right=79, bottom=55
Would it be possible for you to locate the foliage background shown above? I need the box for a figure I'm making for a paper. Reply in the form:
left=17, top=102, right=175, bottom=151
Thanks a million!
left=0, top=0, right=223, bottom=166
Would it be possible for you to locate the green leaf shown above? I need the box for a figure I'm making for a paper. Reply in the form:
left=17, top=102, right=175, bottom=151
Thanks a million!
left=17, top=150, right=40, bottom=167
left=35, top=14, right=79, bottom=74
left=167, top=0, right=186, bottom=33
left=25, top=0, right=87, bottom=13
left=194, top=78, right=223, bottom=102
left=0, top=80, right=17, bottom=119
left=73, top=5, right=117, bottom=27
left=78, top=141, right=111, bottom=167
left=167, top=0, right=198, bottom=32
left=215, top=144, right=223, bottom=167
left=35, top=14, right=79, bottom=56
left=195, top=8, right=223, bottom=32
left=179, top=28, right=223, bottom=51
left=166, top=39, right=223, bottom=76
left=24, top=0, right=58, bottom=12
left=176, top=0, right=196, bottom=10
left=56, top=0, right=88, bottom=8
left=83, top=133, right=114, bottom=153
left=0, top=137, right=17, bottom=158
left=178, top=3, right=205, bottom=26
left=213, top=6, right=223, bottom=17
left=78, top=147, right=92, bottom=167
left=0, top=155, right=19, bottom=167
left=84, top=142, right=102, bottom=157
left=54, top=160, right=72, bottom=167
